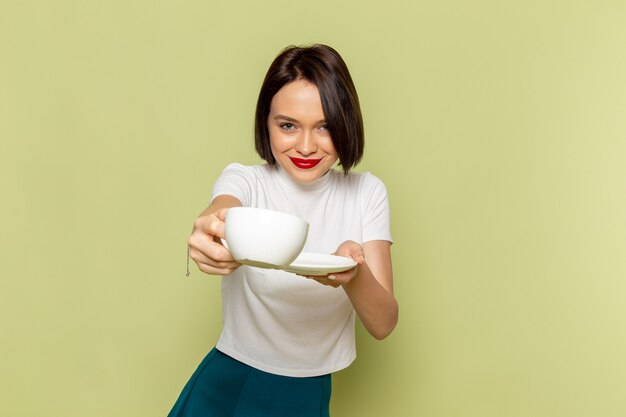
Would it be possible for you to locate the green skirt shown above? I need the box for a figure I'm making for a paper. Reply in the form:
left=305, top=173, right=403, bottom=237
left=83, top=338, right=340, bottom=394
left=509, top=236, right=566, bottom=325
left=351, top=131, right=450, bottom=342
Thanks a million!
left=168, top=348, right=332, bottom=417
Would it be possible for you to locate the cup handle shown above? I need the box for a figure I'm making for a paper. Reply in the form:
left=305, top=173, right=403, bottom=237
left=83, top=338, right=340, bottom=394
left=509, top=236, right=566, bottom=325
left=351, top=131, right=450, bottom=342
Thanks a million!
left=220, top=238, right=230, bottom=251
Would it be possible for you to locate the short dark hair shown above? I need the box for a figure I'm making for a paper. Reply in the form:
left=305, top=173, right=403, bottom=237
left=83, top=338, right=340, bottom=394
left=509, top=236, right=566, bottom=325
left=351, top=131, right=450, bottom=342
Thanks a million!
left=254, top=44, right=364, bottom=173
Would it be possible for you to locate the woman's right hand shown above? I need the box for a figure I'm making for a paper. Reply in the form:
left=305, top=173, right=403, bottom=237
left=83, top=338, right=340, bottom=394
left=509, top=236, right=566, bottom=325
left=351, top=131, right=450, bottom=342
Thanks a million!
left=188, top=201, right=242, bottom=276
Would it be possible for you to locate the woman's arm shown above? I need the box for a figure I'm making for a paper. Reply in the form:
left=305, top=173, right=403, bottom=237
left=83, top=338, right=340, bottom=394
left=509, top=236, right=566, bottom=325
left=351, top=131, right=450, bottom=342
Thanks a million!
left=188, top=194, right=242, bottom=275
left=345, top=240, right=397, bottom=339
left=310, top=240, right=398, bottom=339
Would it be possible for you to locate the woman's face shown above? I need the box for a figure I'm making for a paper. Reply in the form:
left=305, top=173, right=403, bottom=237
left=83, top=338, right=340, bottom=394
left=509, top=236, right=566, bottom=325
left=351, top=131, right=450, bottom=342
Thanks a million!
left=267, top=79, right=339, bottom=183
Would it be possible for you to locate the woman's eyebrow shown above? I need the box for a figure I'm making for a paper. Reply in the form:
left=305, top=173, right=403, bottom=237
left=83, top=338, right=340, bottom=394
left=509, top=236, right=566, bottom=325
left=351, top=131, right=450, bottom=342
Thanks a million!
left=274, top=115, right=326, bottom=124
left=274, top=115, right=298, bottom=122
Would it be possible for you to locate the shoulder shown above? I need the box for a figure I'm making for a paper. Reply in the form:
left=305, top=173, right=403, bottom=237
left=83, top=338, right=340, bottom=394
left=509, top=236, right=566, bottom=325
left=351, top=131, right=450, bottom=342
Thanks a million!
left=213, top=163, right=272, bottom=203
left=221, top=162, right=267, bottom=174
left=220, top=163, right=273, bottom=180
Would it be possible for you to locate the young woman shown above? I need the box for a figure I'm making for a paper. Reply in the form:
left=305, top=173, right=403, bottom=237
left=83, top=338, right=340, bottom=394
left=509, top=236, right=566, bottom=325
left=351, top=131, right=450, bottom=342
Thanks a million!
left=170, top=44, right=398, bottom=417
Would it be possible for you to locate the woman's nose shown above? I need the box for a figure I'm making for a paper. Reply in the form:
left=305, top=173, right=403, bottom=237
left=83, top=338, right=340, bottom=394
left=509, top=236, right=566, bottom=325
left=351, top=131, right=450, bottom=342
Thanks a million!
left=295, top=131, right=317, bottom=156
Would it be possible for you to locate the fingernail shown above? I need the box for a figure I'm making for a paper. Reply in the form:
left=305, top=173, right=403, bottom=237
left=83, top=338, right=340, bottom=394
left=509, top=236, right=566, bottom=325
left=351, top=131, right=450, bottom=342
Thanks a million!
left=328, top=275, right=336, bottom=280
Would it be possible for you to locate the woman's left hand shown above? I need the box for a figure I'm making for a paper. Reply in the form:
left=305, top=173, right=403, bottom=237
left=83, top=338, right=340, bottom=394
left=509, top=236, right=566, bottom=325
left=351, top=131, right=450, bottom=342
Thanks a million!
left=304, top=240, right=365, bottom=288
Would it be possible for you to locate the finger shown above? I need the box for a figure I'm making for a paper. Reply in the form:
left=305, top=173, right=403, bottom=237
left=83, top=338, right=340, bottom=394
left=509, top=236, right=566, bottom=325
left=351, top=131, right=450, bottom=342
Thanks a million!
left=189, top=237, right=241, bottom=272
left=189, top=242, right=239, bottom=267
left=311, top=277, right=341, bottom=288
left=332, top=251, right=363, bottom=264
left=190, top=247, right=240, bottom=270
left=306, top=275, right=342, bottom=287
left=214, top=207, right=229, bottom=221
left=196, top=261, right=239, bottom=276
left=349, top=252, right=366, bottom=265
left=207, top=214, right=227, bottom=239
left=318, top=265, right=359, bottom=285
left=334, top=265, right=360, bottom=280
left=193, top=213, right=226, bottom=239
left=189, top=233, right=236, bottom=262
left=334, top=243, right=365, bottom=264
left=299, top=272, right=348, bottom=287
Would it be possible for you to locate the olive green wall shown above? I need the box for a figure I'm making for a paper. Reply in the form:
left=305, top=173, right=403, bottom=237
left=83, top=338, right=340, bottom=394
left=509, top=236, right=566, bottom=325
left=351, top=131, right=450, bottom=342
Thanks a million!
left=1, top=1, right=625, bottom=416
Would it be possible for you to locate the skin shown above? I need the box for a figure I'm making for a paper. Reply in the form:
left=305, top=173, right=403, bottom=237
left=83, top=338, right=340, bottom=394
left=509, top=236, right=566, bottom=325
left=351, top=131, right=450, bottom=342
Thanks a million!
left=188, top=79, right=398, bottom=339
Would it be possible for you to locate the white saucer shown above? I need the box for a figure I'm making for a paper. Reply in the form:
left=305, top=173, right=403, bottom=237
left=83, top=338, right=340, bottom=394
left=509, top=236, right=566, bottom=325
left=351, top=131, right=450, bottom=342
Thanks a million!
left=283, top=252, right=357, bottom=276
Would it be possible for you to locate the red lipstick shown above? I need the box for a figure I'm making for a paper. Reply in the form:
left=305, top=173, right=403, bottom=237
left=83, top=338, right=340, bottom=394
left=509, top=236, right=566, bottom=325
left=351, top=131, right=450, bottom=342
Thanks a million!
left=289, top=157, right=322, bottom=169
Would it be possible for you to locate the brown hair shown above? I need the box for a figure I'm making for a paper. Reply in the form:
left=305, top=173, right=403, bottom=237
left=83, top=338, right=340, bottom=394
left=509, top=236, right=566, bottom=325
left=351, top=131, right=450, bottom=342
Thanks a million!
left=254, top=44, right=364, bottom=173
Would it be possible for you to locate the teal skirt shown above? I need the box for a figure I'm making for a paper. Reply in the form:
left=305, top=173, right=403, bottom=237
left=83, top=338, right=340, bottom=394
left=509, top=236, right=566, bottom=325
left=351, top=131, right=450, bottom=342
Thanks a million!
left=168, top=348, right=332, bottom=417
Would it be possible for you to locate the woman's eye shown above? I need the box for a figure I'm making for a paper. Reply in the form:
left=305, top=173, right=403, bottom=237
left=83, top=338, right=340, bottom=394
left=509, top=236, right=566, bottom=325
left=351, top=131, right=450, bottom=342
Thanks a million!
left=280, top=123, right=296, bottom=130
left=319, top=124, right=329, bottom=132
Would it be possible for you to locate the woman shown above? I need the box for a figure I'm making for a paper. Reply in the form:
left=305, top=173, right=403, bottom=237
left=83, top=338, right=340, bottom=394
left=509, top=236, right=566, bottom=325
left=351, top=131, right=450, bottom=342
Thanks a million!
left=171, top=44, right=398, bottom=417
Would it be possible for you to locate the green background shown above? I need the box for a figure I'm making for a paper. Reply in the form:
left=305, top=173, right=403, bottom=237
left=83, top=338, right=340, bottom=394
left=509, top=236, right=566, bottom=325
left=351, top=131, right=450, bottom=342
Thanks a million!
left=2, top=1, right=625, bottom=416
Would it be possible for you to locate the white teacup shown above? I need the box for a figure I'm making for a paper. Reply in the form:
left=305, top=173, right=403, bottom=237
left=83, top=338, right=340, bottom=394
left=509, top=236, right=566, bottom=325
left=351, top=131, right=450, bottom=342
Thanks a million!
left=224, top=207, right=309, bottom=268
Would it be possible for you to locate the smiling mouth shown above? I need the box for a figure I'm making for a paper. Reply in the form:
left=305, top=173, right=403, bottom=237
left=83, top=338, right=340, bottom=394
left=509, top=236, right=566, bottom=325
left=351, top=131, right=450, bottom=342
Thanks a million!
left=289, top=157, right=322, bottom=169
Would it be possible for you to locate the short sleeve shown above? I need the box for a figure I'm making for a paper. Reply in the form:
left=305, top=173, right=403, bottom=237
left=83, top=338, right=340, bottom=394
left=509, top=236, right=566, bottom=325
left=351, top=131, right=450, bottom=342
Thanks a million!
left=211, top=163, right=256, bottom=206
left=361, top=173, right=393, bottom=244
